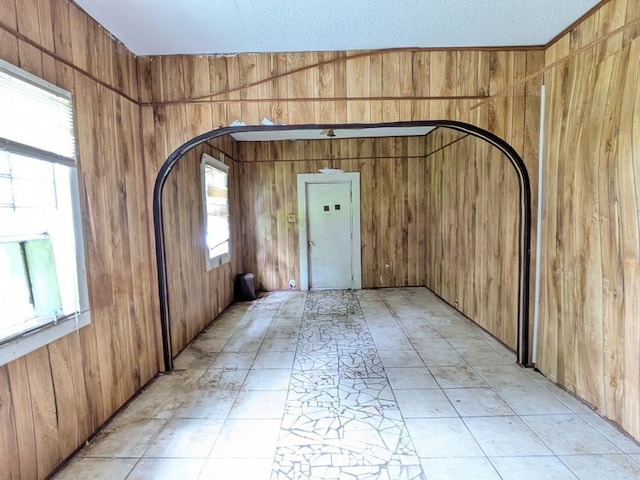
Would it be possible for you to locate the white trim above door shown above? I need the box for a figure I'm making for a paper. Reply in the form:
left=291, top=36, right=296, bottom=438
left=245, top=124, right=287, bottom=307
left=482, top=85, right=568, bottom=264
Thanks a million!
left=297, top=172, right=361, bottom=290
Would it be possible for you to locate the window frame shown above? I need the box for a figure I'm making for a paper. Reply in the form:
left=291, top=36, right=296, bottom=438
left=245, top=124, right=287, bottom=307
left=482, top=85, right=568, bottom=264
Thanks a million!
left=0, top=58, right=90, bottom=366
left=200, top=152, right=230, bottom=271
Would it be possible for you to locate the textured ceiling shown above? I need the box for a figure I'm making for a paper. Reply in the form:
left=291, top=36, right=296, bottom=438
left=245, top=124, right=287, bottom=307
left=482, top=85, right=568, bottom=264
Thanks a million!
left=75, top=0, right=600, bottom=56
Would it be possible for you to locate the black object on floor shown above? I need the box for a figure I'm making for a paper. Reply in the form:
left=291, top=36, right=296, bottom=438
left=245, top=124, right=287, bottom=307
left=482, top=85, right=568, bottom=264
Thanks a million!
left=235, top=273, right=256, bottom=301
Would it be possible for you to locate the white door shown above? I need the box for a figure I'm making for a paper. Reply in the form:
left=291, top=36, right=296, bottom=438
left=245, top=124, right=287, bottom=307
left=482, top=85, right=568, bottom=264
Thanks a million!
left=306, top=182, right=353, bottom=289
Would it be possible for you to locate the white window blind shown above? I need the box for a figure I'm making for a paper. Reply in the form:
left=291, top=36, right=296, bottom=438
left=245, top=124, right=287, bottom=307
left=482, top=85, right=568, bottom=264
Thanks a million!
left=0, top=59, right=75, bottom=162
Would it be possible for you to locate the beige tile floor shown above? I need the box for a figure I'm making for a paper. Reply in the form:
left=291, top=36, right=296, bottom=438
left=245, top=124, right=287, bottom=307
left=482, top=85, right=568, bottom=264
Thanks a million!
left=54, top=288, right=640, bottom=480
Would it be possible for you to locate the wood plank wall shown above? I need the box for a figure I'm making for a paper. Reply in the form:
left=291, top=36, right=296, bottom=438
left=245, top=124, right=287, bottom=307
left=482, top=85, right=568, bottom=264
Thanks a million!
left=137, top=54, right=247, bottom=359
left=138, top=49, right=544, bottom=175
left=424, top=129, right=520, bottom=349
left=0, top=1, right=160, bottom=479
left=3, top=1, right=638, bottom=478
left=139, top=47, right=543, bottom=355
left=236, top=129, right=520, bottom=352
left=161, top=136, right=242, bottom=356
left=235, top=136, right=430, bottom=291
left=538, top=0, right=640, bottom=440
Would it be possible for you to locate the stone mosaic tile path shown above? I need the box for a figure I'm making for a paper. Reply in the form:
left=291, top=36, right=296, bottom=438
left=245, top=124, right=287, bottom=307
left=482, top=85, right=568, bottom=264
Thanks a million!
left=271, top=290, right=426, bottom=480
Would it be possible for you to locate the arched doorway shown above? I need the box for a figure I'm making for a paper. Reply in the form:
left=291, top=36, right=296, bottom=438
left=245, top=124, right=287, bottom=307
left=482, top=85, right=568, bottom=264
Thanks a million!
left=153, top=121, right=531, bottom=370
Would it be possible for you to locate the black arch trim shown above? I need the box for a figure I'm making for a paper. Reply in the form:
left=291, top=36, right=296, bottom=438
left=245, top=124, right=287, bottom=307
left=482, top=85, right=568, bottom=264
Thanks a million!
left=153, top=121, right=531, bottom=371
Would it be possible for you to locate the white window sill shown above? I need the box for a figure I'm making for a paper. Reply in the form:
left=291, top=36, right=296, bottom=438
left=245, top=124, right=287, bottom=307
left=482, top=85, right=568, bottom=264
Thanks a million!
left=206, top=252, right=230, bottom=272
left=0, top=310, right=90, bottom=366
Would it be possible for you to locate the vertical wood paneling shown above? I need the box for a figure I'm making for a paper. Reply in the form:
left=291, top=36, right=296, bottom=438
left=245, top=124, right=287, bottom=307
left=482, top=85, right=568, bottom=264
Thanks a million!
left=24, top=347, right=58, bottom=479
left=4, top=2, right=638, bottom=478
left=47, top=337, right=78, bottom=461
left=6, top=357, right=38, bottom=480
left=161, top=140, right=241, bottom=356
left=423, top=131, right=519, bottom=349
left=233, top=130, right=520, bottom=350
left=620, top=27, right=640, bottom=444
left=539, top=0, right=640, bottom=440
left=143, top=46, right=543, bottom=322
left=140, top=47, right=541, bottom=194
left=235, top=137, right=429, bottom=291
left=65, top=331, right=91, bottom=444
left=239, top=54, right=259, bottom=124
left=346, top=53, right=371, bottom=123
left=0, top=1, right=19, bottom=66
left=0, top=364, right=19, bottom=480
left=1, top=2, right=161, bottom=478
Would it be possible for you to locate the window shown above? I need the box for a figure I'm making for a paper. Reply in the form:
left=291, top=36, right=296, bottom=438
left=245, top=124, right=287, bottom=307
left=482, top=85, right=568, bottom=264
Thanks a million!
left=201, top=153, right=230, bottom=270
left=0, top=59, right=89, bottom=366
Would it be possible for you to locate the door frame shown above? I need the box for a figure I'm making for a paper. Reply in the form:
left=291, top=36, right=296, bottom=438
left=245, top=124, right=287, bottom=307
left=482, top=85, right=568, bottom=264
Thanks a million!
left=297, top=172, right=361, bottom=291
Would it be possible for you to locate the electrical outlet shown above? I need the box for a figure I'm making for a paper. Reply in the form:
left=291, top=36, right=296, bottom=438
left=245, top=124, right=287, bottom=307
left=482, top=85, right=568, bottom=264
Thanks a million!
left=288, top=214, right=297, bottom=224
